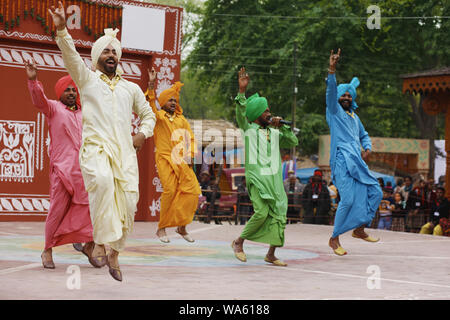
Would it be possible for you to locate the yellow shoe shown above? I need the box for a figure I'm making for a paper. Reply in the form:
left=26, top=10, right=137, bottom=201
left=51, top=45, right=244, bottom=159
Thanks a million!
left=231, top=240, right=247, bottom=262
left=332, top=246, right=347, bottom=256
left=264, top=257, right=287, bottom=266
left=352, top=231, right=380, bottom=242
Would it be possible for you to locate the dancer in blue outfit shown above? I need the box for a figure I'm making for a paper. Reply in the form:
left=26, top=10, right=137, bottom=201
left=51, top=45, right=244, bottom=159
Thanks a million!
left=326, top=49, right=383, bottom=256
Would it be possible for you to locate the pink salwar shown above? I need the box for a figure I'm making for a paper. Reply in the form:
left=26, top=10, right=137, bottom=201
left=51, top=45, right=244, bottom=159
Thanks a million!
left=27, top=80, right=93, bottom=249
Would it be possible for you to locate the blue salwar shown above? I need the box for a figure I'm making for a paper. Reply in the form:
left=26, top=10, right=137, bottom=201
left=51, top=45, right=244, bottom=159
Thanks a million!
left=326, top=74, right=382, bottom=238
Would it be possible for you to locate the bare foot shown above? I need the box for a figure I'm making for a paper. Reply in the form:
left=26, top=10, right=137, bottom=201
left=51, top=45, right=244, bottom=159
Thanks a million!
left=353, top=226, right=369, bottom=238
left=156, top=228, right=167, bottom=238
left=328, top=237, right=340, bottom=250
left=41, top=248, right=55, bottom=269
left=176, top=226, right=187, bottom=235
left=92, top=244, right=106, bottom=258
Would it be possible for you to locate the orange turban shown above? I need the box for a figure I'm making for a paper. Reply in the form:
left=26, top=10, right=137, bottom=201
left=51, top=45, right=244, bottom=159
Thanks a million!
left=54, top=75, right=80, bottom=107
left=158, top=81, right=184, bottom=114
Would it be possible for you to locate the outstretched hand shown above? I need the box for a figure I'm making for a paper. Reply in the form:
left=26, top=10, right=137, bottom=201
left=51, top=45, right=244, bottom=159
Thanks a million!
left=48, top=1, right=66, bottom=31
left=24, top=59, right=38, bottom=80
left=329, top=48, right=341, bottom=73
left=147, top=67, right=157, bottom=90
left=238, top=66, right=249, bottom=93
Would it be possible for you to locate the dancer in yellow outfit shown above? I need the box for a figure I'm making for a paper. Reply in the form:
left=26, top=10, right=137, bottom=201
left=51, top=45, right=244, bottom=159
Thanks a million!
left=50, top=2, right=156, bottom=281
left=145, top=68, right=201, bottom=243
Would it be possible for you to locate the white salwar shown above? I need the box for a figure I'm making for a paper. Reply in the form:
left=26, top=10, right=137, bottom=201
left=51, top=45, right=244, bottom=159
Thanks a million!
left=55, top=28, right=156, bottom=251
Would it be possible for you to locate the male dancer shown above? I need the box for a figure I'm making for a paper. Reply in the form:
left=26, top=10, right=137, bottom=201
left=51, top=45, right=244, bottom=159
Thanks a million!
left=145, top=68, right=200, bottom=243
left=49, top=2, right=156, bottom=281
left=25, top=60, right=94, bottom=269
left=231, top=67, right=298, bottom=266
left=326, top=49, right=382, bottom=255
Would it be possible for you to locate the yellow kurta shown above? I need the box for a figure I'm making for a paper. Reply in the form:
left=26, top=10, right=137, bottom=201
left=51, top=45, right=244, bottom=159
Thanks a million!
left=56, top=28, right=156, bottom=251
left=145, top=89, right=200, bottom=229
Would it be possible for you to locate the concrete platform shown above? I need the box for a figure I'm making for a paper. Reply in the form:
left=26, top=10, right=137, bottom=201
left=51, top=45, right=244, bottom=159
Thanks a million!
left=0, top=221, right=449, bottom=300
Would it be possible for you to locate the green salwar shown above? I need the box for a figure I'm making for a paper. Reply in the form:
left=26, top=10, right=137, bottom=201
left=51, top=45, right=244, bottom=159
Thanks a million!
left=235, top=93, right=298, bottom=247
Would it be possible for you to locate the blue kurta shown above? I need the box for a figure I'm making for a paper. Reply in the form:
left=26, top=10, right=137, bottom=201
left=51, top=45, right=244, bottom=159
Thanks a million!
left=326, top=73, right=382, bottom=237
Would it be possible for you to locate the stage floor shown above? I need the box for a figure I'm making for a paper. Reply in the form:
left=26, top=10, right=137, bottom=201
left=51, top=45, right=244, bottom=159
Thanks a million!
left=0, top=221, right=449, bottom=300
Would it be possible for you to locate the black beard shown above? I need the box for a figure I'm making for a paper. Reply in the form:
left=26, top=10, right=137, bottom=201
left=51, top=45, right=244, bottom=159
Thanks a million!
left=104, top=64, right=117, bottom=74
left=339, top=101, right=351, bottom=111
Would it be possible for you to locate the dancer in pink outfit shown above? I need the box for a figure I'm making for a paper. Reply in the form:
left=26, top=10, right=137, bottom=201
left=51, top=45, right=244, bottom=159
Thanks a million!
left=25, top=59, right=95, bottom=269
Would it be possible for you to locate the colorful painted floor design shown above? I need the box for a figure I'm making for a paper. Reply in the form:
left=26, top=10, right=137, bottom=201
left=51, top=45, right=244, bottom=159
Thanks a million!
left=0, top=235, right=320, bottom=267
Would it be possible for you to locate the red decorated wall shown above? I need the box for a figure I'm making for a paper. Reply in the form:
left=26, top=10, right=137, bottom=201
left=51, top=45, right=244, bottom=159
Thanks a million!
left=0, top=0, right=183, bottom=221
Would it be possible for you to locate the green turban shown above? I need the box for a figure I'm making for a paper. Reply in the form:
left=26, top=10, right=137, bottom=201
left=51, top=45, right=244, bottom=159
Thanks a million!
left=245, top=93, right=268, bottom=122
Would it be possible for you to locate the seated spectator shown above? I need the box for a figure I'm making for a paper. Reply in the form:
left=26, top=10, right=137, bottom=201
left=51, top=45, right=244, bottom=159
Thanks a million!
left=283, top=170, right=304, bottom=223
left=391, top=192, right=407, bottom=232
left=377, top=188, right=395, bottom=230
left=419, top=187, right=449, bottom=236
left=302, top=169, right=331, bottom=225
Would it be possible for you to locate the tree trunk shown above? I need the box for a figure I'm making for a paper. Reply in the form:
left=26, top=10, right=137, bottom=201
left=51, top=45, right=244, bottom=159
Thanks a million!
left=407, top=93, right=436, bottom=179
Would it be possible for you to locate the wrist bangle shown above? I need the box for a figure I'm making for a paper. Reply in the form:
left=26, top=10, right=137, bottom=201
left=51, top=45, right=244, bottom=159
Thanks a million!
left=328, top=68, right=335, bottom=73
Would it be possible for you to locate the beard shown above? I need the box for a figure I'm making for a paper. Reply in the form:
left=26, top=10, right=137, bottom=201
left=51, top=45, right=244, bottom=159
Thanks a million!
left=339, top=100, right=352, bottom=111
left=100, top=59, right=118, bottom=74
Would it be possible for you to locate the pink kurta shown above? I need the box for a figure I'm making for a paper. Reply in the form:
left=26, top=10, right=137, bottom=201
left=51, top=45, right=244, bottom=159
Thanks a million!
left=27, top=80, right=93, bottom=249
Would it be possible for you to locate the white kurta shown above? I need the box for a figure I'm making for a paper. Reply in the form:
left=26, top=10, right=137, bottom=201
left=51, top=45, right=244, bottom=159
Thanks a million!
left=55, top=28, right=156, bottom=251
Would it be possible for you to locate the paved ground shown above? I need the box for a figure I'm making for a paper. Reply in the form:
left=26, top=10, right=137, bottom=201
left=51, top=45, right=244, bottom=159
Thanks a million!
left=0, top=221, right=449, bottom=300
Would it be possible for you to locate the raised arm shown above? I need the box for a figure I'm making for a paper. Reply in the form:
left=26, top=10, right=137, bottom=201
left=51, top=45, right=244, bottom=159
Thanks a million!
left=144, top=67, right=163, bottom=120
left=326, top=49, right=341, bottom=115
left=25, top=59, right=54, bottom=117
left=235, top=67, right=250, bottom=131
left=49, top=1, right=91, bottom=89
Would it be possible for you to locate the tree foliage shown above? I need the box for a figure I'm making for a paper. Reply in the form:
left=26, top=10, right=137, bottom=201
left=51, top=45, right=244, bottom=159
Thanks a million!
left=185, top=0, right=449, bottom=155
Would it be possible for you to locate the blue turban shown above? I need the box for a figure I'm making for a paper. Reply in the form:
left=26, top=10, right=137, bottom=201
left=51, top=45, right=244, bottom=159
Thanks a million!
left=246, top=93, right=268, bottom=122
left=337, top=77, right=360, bottom=110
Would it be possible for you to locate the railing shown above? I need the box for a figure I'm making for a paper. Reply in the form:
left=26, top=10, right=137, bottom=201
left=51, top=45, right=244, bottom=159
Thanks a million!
left=195, top=189, right=437, bottom=233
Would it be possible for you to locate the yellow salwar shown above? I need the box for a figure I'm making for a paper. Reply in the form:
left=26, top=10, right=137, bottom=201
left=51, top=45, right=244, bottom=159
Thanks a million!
left=56, top=28, right=156, bottom=252
left=145, top=89, right=200, bottom=229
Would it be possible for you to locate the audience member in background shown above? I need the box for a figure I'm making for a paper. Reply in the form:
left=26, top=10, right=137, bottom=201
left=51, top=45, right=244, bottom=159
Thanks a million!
left=283, top=170, right=304, bottom=223
left=391, top=192, right=407, bottom=232
left=302, top=170, right=331, bottom=225
left=385, top=181, right=393, bottom=193
left=419, top=187, right=449, bottom=236
left=394, top=178, right=403, bottom=194
left=377, top=177, right=385, bottom=189
left=237, top=176, right=251, bottom=225
left=328, top=181, right=339, bottom=213
left=426, top=177, right=437, bottom=205
left=400, top=176, right=413, bottom=203
left=406, top=179, right=430, bottom=232
left=205, top=176, right=222, bottom=225
left=377, top=188, right=395, bottom=230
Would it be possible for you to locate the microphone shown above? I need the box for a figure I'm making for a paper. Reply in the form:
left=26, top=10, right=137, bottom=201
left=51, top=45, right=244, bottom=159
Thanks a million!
left=269, top=117, right=292, bottom=126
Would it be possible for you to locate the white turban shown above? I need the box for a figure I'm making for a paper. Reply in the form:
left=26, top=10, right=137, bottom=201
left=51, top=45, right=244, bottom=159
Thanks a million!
left=91, top=28, right=123, bottom=75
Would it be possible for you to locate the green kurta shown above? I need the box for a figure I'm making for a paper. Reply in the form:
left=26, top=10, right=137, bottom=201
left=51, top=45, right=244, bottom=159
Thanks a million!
left=235, top=93, right=298, bottom=246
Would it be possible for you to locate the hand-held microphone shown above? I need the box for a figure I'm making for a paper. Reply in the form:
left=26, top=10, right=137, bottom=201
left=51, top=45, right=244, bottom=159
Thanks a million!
left=279, top=119, right=292, bottom=125
left=269, top=117, right=292, bottom=126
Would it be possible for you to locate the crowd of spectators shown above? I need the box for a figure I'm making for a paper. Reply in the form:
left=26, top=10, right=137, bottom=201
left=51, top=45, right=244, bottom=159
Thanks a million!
left=196, top=168, right=449, bottom=237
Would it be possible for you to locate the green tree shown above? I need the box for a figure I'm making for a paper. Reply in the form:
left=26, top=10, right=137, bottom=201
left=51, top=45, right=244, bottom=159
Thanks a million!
left=186, top=0, right=449, bottom=162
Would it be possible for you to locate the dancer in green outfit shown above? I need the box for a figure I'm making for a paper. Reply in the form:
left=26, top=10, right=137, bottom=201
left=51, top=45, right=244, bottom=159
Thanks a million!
left=231, top=67, right=298, bottom=266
